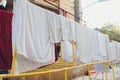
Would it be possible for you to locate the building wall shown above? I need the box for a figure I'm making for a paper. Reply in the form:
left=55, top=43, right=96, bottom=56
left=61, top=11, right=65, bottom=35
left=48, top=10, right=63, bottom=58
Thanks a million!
left=6, top=0, right=81, bottom=20
left=34, top=0, right=77, bottom=20
left=59, top=0, right=74, bottom=19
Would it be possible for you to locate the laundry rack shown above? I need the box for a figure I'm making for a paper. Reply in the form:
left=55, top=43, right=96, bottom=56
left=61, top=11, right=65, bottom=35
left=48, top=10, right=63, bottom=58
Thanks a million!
left=0, top=40, right=116, bottom=80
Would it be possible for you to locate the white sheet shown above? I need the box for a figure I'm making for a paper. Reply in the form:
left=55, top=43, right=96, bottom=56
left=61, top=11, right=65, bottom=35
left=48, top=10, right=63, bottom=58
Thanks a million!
left=94, top=64, right=110, bottom=73
left=61, top=41, right=73, bottom=62
left=75, top=23, right=93, bottom=63
left=97, top=32, right=109, bottom=61
left=59, top=15, right=76, bottom=41
left=109, top=41, right=120, bottom=60
left=108, top=42, right=116, bottom=60
left=89, top=30, right=100, bottom=61
left=12, top=0, right=55, bottom=73
left=75, top=23, right=109, bottom=63
left=46, top=11, right=61, bottom=43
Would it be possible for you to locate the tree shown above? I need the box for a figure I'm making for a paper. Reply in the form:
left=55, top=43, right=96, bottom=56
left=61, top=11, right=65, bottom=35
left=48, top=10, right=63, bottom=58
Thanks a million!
left=98, top=23, right=120, bottom=42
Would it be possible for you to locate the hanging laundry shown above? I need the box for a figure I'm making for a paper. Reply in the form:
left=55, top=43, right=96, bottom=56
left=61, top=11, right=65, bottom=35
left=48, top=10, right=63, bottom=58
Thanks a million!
left=75, top=23, right=94, bottom=64
left=94, top=64, right=110, bottom=73
left=68, top=19, right=76, bottom=41
left=59, top=15, right=76, bottom=41
left=95, top=32, right=109, bottom=61
left=12, top=0, right=55, bottom=73
left=46, top=10, right=61, bottom=43
left=0, top=10, right=13, bottom=70
left=61, top=41, right=73, bottom=62
left=108, top=41, right=120, bottom=60
left=116, top=42, right=120, bottom=60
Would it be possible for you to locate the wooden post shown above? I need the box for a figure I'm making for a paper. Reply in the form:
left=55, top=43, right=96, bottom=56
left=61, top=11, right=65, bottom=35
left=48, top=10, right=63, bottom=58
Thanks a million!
left=0, top=77, right=2, bottom=80
left=72, top=41, right=76, bottom=65
left=111, top=61, right=115, bottom=80
left=11, top=43, right=17, bottom=75
left=104, top=63, right=108, bottom=80
left=60, top=42, right=63, bottom=63
left=82, top=66, right=84, bottom=80
left=64, top=70, right=67, bottom=80
left=48, top=73, right=51, bottom=80
left=87, top=65, right=91, bottom=80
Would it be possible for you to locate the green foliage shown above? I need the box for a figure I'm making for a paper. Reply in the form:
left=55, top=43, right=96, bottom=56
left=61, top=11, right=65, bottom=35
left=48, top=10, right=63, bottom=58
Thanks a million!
left=98, top=23, right=120, bottom=42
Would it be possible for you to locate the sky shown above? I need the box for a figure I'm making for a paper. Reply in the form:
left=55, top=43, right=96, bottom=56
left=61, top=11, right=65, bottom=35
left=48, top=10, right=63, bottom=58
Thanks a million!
left=81, top=0, right=120, bottom=29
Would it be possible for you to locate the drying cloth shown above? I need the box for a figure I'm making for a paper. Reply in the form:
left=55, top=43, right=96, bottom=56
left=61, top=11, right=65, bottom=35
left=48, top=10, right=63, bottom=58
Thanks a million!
left=0, top=10, right=13, bottom=70
left=94, top=64, right=110, bottom=73
left=108, top=41, right=120, bottom=60
left=116, top=42, right=120, bottom=60
left=12, top=0, right=55, bottom=73
left=108, top=42, right=116, bottom=60
left=59, top=15, right=76, bottom=41
left=68, top=19, right=76, bottom=41
left=75, top=23, right=93, bottom=64
left=61, top=41, right=73, bottom=62
left=46, top=11, right=61, bottom=43
left=96, top=32, right=109, bottom=61
left=89, top=30, right=100, bottom=61
left=97, top=32, right=108, bottom=57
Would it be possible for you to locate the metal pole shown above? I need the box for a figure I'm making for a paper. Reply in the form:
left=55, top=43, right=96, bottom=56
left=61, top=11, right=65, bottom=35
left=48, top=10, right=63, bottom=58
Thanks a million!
left=111, top=61, right=115, bottom=80
left=72, top=41, right=76, bottom=66
left=87, top=65, right=91, bottom=80
left=0, top=77, right=2, bottom=80
left=74, top=0, right=80, bottom=23
left=64, top=70, right=67, bottom=80
left=11, top=43, right=17, bottom=75
left=60, top=42, right=63, bottom=63
left=82, top=66, right=85, bottom=80
left=104, top=63, right=108, bottom=80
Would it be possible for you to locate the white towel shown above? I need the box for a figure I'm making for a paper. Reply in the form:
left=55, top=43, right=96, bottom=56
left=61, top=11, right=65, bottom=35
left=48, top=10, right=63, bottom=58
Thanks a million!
left=61, top=41, right=73, bottom=62
left=89, top=30, right=100, bottom=61
left=117, top=42, right=120, bottom=59
left=59, top=15, right=76, bottom=41
left=94, top=64, right=110, bottom=73
left=97, top=32, right=109, bottom=61
left=46, top=11, right=61, bottom=43
left=75, top=23, right=93, bottom=63
left=68, top=19, right=76, bottom=41
left=97, top=32, right=107, bottom=56
left=12, top=0, right=55, bottom=73
left=108, top=42, right=116, bottom=60
left=109, top=41, right=120, bottom=60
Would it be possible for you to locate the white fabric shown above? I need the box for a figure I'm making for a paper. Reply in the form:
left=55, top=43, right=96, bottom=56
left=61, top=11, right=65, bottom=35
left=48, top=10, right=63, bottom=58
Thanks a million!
left=94, top=64, right=110, bottom=73
left=109, top=41, right=120, bottom=60
left=0, top=0, right=7, bottom=7
left=97, top=32, right=109, bottom=61
left=117, top=42, right=120, bottom=60
left=46, top=11, right=61, bottom=43
left=62, top=41, right=73, bottom=62
left=89, top=30, right=100, bottom=61
left=108, top=42, right=117, bottom=60
left=75, top=23, right=110, bottom=63
left=97, top=32, right=108, bottom=57
left=59, top=15, right=76, bottom=41
left=75, top=23, right=93, bottom=63
left=12, top=0, right=55, bottom=73
left=68, top=19, right=76, bottom=41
